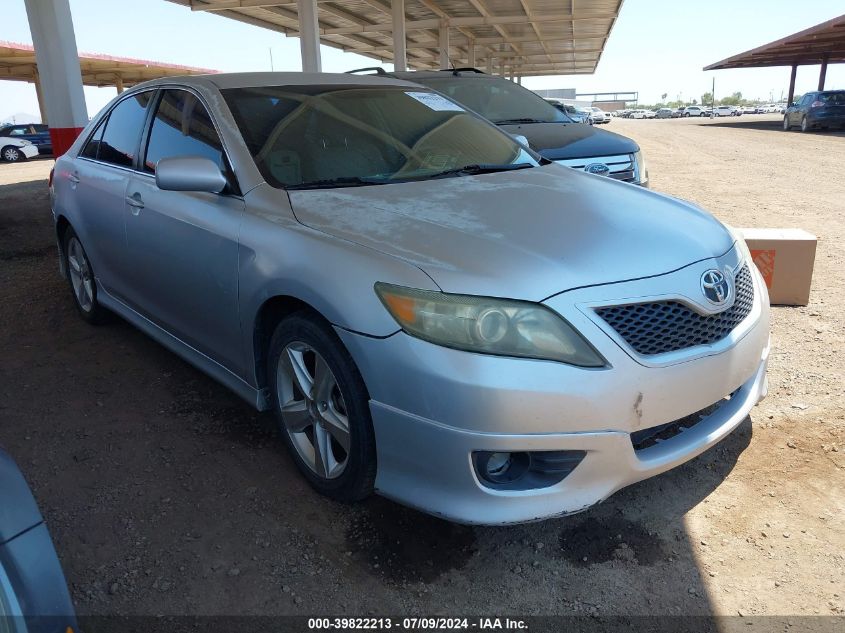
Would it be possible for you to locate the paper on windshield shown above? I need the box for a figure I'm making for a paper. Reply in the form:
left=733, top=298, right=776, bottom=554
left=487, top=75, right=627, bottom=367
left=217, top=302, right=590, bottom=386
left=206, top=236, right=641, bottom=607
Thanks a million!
left=405, top=92, right=465, bottom=112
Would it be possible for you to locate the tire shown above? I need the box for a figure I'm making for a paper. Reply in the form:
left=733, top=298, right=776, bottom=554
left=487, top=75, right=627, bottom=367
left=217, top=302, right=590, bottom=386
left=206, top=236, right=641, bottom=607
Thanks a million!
left=801, top=116, right=811, bottom=133
left=2, top=146, right=23, bottom=162
left=267, top=311, right=376, bottom=502
left=683, top=113, right=689, bottom=117
left=783, top=116, right=791, bottom=131
left=63, top=227, right=108, bottom=324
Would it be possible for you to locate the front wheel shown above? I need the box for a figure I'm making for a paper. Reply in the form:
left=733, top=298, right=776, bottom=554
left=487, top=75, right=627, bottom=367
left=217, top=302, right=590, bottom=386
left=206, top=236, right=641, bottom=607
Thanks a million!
left=2, top=146, right=23, bottom=162
left=268, top=312, right=376, bottom=502
left=783, top=116, right=791, bottom=131
left=801, top=116, right=811, bottom=133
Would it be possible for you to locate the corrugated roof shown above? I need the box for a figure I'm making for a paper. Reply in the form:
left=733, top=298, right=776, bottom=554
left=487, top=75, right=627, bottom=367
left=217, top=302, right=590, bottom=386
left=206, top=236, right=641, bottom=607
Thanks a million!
left=0, top=40, right=216, bottom=87
left=704, top=13, right=845, bottom=70
left=165, top=0, right=623, bottom=77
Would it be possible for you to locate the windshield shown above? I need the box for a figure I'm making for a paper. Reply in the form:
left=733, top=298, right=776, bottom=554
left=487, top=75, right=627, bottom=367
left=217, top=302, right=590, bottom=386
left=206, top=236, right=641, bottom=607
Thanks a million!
left=406, top=75, right=572, bottom=125
left=223, top=85, right=538, bottom=189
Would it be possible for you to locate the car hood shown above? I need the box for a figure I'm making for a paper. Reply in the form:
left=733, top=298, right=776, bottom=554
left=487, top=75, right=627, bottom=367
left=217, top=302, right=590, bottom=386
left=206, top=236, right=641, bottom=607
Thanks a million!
left=498, top=122, right=639, bottom=160
left=289, top=164, right=735, bottom=301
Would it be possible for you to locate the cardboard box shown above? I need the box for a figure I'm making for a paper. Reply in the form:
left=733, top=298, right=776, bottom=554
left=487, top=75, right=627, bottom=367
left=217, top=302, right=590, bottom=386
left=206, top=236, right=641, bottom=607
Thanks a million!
left=737, top=228, right=817, bottom=306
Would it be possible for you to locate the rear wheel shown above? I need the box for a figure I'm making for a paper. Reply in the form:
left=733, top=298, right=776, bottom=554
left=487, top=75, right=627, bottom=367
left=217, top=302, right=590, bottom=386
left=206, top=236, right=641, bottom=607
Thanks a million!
left=2, top=146, right=22, bottom=162
left=268, top=312, right=376, bottom=502
left=63, top=227, right=108, bottom=324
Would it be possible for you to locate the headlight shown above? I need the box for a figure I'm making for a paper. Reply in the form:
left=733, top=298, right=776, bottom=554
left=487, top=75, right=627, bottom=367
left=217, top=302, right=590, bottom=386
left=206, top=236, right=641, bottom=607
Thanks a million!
left=375, top=283, right=606, bottom=367
left=633, top=150, right=648, bottom=184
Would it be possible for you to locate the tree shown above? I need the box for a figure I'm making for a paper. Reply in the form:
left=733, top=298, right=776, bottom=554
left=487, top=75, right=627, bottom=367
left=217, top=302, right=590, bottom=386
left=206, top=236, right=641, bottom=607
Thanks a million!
left=720, top=91, right=743, bottom=106
left=661, top=93, right=668, bottom=102
left=701, top=91, right=713, bottom=106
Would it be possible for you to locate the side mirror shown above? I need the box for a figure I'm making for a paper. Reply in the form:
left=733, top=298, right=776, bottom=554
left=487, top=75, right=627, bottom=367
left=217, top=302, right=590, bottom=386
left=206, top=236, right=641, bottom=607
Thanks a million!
left=511, top=134, right=530, bottom=147
left=155, top=156, right=227, bottom=194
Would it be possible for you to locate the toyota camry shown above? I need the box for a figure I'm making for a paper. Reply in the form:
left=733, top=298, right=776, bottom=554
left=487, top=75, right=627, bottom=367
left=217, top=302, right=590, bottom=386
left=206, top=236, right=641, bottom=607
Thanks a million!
left=50, top=73, right=770, bottom=524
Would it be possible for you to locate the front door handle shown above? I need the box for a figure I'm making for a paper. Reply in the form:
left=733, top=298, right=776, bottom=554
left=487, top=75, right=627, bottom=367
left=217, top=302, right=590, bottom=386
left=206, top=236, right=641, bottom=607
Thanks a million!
left=68, top=174, right=80, bottom=184
left=125, top=193, right=144, bottom=215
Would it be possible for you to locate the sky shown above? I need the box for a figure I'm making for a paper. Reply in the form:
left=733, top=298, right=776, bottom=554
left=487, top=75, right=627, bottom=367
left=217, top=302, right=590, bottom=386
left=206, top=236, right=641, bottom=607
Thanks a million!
left=1, top=0, right=843, bottom=121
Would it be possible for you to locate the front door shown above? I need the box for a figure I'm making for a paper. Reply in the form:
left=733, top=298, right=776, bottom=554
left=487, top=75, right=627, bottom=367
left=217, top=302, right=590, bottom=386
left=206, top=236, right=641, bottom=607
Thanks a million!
left=122, top=89, right=245, bottom=374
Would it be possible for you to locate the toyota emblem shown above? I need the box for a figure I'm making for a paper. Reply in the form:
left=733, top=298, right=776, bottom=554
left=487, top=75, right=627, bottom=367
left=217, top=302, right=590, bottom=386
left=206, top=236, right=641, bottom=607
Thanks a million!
left=701, top=269, right=732, bottom=305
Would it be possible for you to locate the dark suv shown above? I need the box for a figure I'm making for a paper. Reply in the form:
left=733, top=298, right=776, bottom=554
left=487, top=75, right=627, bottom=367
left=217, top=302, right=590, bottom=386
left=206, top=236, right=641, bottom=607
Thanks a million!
left=783, top=90, right=845, bottom=132
left=0, top=123, right=52, bottom=155
left=350, top=68, right=647, bottom=186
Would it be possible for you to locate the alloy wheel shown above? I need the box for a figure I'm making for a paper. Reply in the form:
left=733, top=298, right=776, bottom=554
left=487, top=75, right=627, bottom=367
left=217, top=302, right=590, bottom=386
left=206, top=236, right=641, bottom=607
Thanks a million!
left=276, top=341, right=350, bottom=480
left=67, top=236, right=94, bottom=312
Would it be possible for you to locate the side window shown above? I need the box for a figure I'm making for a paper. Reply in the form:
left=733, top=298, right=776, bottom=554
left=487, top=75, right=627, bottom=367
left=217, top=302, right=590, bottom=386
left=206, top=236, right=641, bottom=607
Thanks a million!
left=96, top=92, right=153, bottom=168
left=34, top=124, right=49, bottom=133
left=800, top=94, right=814, bottom=107
left=80, top=116, right=108, bottom=159
left=143, top=89, right=225, bottom=174
left=9, top=126, right=28, bottom=136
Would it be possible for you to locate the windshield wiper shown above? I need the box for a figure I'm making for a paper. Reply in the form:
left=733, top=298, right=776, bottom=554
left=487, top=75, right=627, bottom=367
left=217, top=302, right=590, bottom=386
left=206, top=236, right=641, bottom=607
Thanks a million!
left=286, top=176, right=387, bottom=190
left=493, top=117, right=551, bottom=124
left=427, top=162, right=535, bottom=179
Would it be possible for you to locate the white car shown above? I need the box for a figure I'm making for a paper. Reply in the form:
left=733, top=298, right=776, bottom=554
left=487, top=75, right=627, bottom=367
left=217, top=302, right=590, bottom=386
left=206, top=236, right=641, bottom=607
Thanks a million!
left=682, top=106, right=708, bottom=117
left=590, top=107, right=610, bottom=124
left=713, top=105, right=740, bottom=117
left=630, top=109, right=649, bottom=119
left=1, top=136, right=39, bottom=162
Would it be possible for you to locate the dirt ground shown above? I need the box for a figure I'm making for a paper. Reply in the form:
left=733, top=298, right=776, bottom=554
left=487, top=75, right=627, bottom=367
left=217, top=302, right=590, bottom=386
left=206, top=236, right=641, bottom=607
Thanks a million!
left=0, top=115, right=842, bottom=620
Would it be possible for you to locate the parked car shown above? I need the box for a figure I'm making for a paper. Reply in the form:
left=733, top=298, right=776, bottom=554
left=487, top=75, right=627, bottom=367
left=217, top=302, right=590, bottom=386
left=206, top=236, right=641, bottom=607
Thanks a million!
left=713, top=105, right=741, bottom=117
left=589, top=107, right=610, bottom=124
left=51, top=72, right=770, bottom=525
left=740, top=106, right=759, bottom=114
left=545, top=99, right=592, bottom=125
left=783, top=90, right=845, bottom=132
left=629, top=109, right=647, bottom=119
left=655, top=108, right=675, bottom=119
left=350, top=68, right=647, bottom=185
left=0, top=133, right=39, bottom=162
left=1, top=447, right=78, bottom=631
left=682, top=106, right=709, bottom=117
left=0, top=123, right=52, bottom=155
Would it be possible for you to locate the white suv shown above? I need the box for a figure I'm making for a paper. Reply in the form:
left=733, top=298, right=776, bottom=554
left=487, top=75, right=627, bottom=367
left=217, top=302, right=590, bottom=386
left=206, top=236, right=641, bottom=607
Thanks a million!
left=713, top=105, right=740, bottom=117
left=682, top=106, right=708, bottom=117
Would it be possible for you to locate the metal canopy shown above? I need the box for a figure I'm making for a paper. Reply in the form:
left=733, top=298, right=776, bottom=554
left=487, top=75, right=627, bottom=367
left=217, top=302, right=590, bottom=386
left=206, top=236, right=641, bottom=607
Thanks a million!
left=166, top=0, right=624, bottom=77
left=704, top=13, right=845, bottom=70
left=0, top=40, right=216, bottom=89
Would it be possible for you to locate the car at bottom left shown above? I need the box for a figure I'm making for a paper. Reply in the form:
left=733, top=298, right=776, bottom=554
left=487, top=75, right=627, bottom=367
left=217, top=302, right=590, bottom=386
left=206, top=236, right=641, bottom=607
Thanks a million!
left=0, top=448, right=77, bottom=633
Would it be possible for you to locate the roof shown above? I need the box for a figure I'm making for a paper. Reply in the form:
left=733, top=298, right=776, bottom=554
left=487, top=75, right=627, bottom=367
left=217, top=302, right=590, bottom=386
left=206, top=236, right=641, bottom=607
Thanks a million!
left=165, top=0, right=624, bottom=77
left=0, top=40, right=217, bottom=87
left=704, top=13, right=845, bottom=70
left=132, top=70, right=417, bottom=90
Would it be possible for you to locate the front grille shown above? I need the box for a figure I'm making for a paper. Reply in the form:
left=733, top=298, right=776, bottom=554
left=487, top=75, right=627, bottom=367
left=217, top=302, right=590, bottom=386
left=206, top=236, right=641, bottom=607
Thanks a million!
left=630, top=392, right=736, bottom=451
left=555, top=154, right=637, bottom=183
left=595, top=264, right=755, bottom=356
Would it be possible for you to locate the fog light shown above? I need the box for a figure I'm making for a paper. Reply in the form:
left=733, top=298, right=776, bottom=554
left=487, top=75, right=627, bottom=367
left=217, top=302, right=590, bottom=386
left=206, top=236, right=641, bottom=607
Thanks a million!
left=475, top=451, right=530, bottom=485
left=473, top=449, right=586, bottom=490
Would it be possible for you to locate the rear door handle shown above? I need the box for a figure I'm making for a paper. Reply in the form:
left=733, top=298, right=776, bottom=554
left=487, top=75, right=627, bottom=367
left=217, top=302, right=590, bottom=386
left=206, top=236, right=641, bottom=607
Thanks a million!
left=125, top=193, right=144, bottom=214
left=68, top=174, right=80, bottom=185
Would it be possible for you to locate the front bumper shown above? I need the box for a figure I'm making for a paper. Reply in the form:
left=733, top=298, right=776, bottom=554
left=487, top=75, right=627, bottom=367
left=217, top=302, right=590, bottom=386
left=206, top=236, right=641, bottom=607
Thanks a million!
left=19, top=145, right=39, bottom=159
left=338, top=252, right=770, bottom=524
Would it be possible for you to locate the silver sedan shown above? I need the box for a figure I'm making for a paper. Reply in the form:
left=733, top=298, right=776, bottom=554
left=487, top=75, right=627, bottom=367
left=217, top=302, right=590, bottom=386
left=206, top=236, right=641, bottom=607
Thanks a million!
left=50, top=73, right=770, bottom=524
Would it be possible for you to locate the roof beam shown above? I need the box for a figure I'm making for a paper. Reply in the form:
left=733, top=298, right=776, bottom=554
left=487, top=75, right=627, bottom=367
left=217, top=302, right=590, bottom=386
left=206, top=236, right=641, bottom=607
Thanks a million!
left=318, top=13, right=614, bottom=35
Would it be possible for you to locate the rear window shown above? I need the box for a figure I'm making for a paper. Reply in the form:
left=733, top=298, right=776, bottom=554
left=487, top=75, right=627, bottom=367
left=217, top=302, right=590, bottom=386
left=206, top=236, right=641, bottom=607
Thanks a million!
left=819, top=92, right=845, bottom=105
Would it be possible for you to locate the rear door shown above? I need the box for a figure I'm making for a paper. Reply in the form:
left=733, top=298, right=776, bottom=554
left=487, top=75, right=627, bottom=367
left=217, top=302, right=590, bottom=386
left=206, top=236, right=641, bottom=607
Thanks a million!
left=123, top=88, right=245, bottom=373
left=70, top=91, right=155, bottom=298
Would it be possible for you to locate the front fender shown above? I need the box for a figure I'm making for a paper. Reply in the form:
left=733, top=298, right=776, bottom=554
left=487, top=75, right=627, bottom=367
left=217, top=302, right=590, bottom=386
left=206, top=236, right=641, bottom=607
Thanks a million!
left=238, top=184, right=439, bottom=384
